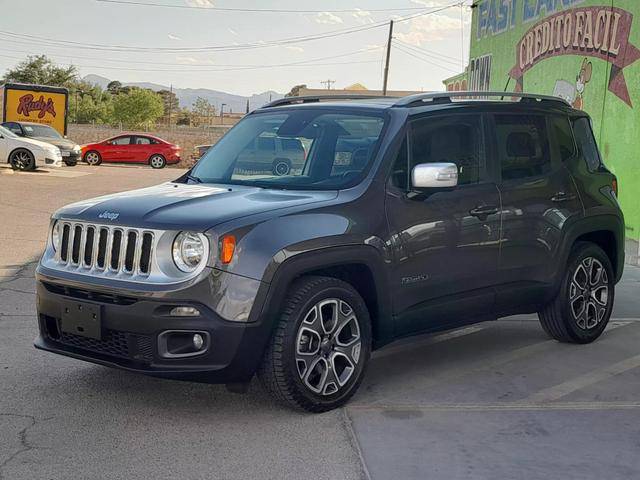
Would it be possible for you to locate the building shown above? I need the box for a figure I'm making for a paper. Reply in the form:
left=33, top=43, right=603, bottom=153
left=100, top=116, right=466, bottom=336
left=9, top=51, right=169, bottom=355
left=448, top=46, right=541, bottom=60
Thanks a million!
left=445, top=0, right=640, bottom=264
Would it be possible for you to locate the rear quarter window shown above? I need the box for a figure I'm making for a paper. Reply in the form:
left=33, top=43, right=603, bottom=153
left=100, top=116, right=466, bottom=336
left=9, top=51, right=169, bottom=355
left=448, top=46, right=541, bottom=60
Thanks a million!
left=572, top=117, right=602, bottom=170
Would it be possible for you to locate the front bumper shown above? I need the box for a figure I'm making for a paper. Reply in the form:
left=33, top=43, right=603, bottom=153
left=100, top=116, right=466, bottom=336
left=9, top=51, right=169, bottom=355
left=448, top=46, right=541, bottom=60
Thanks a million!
left=61, top=151, right=81, bottom=163
left=34, top=269, right=273, bottom=383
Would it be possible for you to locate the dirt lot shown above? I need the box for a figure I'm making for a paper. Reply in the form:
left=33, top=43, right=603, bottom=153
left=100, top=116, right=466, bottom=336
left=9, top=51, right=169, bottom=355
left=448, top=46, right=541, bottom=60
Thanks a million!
left=1, top=164, right=640, bottom=480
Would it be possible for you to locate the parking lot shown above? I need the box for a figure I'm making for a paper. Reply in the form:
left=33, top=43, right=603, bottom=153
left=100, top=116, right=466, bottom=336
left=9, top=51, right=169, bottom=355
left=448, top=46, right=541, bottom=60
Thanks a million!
left=1, top=165, right=639, bottom=480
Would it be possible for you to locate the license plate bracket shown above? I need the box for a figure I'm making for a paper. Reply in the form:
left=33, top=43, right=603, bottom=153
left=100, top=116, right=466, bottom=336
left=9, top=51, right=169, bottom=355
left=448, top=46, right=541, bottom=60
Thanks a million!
left=60, top=301, right=102, bottom=340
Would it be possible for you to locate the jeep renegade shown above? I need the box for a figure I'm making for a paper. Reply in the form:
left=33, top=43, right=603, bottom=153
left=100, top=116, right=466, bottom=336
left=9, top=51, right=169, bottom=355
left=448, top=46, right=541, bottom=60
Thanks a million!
left=35, top=92, right=624, bottom=412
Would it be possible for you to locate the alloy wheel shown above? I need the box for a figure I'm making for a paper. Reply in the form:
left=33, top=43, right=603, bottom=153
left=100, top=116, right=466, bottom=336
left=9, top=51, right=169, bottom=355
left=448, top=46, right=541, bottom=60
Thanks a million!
left=12, top=151, right=32, bottom=170
left=150, top=155, right=165, bottom=168
left=569, top=257, right=610, bottom=330
left=85, top=152, right=100, bottom=165
left=273, top=161, right=290, bottom=176
left=295, top=298, right=362, bottom=396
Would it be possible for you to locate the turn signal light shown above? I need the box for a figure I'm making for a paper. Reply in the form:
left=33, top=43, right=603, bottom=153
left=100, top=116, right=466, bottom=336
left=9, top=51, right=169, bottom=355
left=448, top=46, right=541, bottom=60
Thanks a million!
left=220, top=235, right=236, bottom=264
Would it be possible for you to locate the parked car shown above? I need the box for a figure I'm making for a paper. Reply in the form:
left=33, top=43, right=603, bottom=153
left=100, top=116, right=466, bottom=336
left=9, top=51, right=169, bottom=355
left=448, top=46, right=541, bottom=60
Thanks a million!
left=35, top=92, right=624, bottom=413
left=1, top=121, right=81, bottom=166
left=81, top=134, right=181, bottom=168
left=192, top=144, right=212, bottom=161
left=235, top=134, right=306, bottom=176
left=0, top=125, right=62, bottom=171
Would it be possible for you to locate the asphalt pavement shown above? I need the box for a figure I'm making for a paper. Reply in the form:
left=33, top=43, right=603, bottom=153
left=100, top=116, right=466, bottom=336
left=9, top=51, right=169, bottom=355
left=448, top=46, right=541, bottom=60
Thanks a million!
left=1, top=164, right=639, bottom=479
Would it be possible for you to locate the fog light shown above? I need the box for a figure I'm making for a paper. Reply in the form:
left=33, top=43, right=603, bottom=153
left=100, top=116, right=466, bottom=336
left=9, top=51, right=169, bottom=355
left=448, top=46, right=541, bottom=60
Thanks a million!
left=193, top=333, right=204, bottom=350
left=170, top=306, right=200, bottom=317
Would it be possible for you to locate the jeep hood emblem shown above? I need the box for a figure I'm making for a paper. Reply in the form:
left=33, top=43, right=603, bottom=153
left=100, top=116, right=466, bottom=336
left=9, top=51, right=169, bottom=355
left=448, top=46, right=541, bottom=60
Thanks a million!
left=98, top=211, right=120, bottom=221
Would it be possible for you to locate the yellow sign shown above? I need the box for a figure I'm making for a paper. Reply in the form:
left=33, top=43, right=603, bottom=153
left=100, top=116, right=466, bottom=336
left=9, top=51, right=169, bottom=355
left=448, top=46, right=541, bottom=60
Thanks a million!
left=4, top=88, right=67, bottom=135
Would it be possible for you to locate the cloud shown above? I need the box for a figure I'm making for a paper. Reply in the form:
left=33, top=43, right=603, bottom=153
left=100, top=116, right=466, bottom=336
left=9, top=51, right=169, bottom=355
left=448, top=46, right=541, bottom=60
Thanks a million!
left=185, top=0, right=214, bottom=7
left=175, top=56, right=199, bottom=64
left=363, top=44, right=385, bottom=53
left=228, top=28, right=238, bottom=36
left=314, top=12, right=343, bottom=25
left=351, top=8, right=374, bottom=24
left=285, top=46, right=304, bottom=53
left=167, top=33, right=182, bottom=41
left=395, top=12, right=462, bottom=46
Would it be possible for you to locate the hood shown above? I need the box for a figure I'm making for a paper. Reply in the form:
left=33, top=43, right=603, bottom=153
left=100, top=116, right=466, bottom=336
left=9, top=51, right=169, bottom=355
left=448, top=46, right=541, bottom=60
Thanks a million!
left=29, top=137, right=78, bottom=150
left=12, top=136, right=57, bottom=151
left=54, top=182, right=338, bottom=231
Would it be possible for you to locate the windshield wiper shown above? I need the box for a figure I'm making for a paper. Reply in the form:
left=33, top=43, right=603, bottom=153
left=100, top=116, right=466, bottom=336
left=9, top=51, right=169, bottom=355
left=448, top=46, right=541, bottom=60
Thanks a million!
left=186, top=173, right=203, bottom=184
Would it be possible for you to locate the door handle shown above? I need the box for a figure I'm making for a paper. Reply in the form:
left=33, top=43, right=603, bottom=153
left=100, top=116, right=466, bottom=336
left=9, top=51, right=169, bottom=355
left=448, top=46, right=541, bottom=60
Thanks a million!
left=551, top=191, right=576, bottom=202
left=469, top=205, right=498, bottom=220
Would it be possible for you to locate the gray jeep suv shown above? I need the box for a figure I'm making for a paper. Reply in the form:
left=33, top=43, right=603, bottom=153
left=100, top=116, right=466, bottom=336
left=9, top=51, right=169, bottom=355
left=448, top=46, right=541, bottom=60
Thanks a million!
left=35, top=92, right=624, bottom=412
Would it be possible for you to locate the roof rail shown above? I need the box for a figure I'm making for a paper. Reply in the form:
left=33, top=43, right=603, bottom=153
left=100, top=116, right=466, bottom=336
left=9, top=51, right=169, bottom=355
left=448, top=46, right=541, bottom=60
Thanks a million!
left=262, top=94, right=390, bottom=108
left=393, top=91, right=571, bottom=108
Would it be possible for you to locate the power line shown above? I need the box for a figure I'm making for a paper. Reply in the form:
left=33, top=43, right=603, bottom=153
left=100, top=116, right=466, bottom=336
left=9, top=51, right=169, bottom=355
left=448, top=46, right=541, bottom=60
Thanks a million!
left=392, top=43, right=460, bottom=74
left=393, top=40, right=463, bottom=68
left=0, top=2, right=464, bottom=54
left=95, top=0, right=436, bottom=14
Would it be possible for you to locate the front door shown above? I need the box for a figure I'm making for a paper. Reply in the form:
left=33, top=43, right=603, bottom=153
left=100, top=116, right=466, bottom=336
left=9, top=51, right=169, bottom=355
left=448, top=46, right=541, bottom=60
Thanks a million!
left=386, top=112, right=501, bottom=335
left=103, top=135, right=132, bottom=161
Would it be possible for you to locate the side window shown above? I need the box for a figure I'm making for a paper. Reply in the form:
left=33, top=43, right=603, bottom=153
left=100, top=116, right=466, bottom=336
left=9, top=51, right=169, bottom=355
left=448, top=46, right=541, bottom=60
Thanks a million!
left=135, top=136, right=152, bottom=145
left=572, top=117, right=601, bottom=170
left=495, top=114, right=550, bottom=181
left=410, top=115, right=485, bottom=186
left=5, top=122, right=21, bottom=134
left=390, top=138, right=409, bottom=190
left=550, top=116, right=576, bottom=162
left=256, top=136, right=276, bottom=152
left=111, top=136, right=132, bottom=145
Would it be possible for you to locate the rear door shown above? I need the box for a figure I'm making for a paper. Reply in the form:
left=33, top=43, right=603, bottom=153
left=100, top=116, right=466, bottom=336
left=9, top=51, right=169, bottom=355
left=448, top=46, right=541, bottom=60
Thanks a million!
left=385, top=112, right=502, bottom=335
left=131, top=136, right=155, bottom=163
left=492, top=111, right=583, bottom=309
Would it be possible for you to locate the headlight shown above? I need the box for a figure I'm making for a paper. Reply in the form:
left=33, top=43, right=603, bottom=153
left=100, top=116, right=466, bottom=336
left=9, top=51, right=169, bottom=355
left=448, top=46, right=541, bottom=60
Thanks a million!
left=172, top=232, right=207, bottom=272
left=51, top=221, right=60, bottom=251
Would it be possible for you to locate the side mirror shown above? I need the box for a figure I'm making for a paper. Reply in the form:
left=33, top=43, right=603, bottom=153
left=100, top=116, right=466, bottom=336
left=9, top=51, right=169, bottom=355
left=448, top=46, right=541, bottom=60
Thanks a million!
left=411, top=163, right=458, bottom=189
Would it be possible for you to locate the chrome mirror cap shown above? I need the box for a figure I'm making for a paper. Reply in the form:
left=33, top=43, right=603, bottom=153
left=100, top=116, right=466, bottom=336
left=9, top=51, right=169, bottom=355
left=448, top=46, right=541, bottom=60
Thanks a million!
left=411, top=163, right=458, bottom=189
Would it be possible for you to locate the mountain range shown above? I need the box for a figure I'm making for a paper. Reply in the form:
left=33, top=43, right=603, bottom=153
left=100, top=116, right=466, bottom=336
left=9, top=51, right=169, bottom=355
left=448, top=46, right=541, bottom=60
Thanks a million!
left=83, top=74, right=284, bottom=113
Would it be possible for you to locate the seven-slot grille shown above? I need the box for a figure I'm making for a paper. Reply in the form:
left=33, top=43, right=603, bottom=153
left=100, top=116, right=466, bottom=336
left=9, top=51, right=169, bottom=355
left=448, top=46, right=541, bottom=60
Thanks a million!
left=57, top=222, right=154, bottom=276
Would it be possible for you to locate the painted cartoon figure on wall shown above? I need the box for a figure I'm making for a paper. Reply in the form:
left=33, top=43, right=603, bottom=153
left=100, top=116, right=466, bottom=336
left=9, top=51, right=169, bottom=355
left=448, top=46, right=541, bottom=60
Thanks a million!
left=574, top=58, right=593, bottom=110
left=552, top=58, right=592, bottom=110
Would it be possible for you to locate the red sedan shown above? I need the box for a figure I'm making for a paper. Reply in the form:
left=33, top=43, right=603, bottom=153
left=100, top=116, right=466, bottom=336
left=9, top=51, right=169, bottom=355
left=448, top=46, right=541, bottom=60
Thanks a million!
left=81, top=133, right=181, bottom=169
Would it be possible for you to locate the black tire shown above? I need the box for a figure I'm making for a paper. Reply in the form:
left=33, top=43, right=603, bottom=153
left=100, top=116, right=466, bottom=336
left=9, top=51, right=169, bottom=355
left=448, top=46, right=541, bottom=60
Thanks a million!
left=272, top=158, right=291, bottom=176
left=84, top=150, right=102, bottom=166
left=149, top=154, right=166, bottom=169
left=538, top=242, right=615, bottom=344
left=9, top=149, right=35, bottom=171
left=257, top=276, right=372, bottom=413
left=64, top=159, right=77, bottom=167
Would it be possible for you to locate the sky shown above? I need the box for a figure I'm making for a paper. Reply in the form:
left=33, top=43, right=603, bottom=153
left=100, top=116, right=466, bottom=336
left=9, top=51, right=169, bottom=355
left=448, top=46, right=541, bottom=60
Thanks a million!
left=0, top=0, right=472, bottom=96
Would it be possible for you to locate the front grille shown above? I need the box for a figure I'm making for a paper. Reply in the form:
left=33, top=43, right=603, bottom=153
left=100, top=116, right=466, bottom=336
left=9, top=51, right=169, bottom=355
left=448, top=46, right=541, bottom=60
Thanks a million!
left=42, top=282, right=138, bottom=306
left=57, top=222, right=154, bottom=277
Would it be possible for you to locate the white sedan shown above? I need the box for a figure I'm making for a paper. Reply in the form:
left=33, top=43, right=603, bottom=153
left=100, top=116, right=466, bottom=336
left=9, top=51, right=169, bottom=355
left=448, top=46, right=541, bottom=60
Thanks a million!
left=0, top=125, right=62, bottom=171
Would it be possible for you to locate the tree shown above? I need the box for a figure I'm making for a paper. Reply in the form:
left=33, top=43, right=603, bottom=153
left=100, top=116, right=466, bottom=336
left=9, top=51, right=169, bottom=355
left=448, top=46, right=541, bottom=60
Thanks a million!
left=2, top=55, right=77, bottom=86
left=112, top=88, right=164, bottom=128
left=285, top=84, right=307, bottom=97
left=158, top=89, right=179, bottom=124
left=192, top=97, right=215, bottom=126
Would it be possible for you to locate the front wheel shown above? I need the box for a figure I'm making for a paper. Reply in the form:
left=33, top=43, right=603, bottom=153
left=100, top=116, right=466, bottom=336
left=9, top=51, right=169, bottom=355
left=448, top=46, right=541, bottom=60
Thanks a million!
left=84, top=151, right=102, bottom=166
left=538, top=242, right=615, bottom=344
left=64, top=159, right=77, bottom=167
left=149, top=154, right=166, bottom=169
left=258, top=276, right=371, bottom=412
left=9, top=149, right=35, bottom=171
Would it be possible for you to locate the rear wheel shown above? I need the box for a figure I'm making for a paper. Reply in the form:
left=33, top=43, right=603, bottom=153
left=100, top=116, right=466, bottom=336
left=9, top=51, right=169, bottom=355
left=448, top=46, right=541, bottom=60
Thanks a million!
left=258, top=276, right=371, bottom=412
left=9, top=149, right=35, bottom=171
left=538, top=242, right=614, bottom=344
left=64, top=159, right=77, bottom=167
left=149, top=154, right=166, bottom=169
left=272, top=158, right=291, bottom=176
left=84, top=151, right=102, bottom=166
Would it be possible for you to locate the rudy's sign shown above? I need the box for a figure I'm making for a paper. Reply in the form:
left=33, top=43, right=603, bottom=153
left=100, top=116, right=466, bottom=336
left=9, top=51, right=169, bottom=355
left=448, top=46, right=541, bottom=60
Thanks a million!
left=1, top=84, right=68, bottom=135
left=509, top=6, right=640, bottom=105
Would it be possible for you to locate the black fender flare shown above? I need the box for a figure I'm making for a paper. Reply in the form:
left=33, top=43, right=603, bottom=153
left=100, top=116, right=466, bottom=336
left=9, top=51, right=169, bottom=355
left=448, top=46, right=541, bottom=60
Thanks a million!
left=252, top=244, right=393, bottom=349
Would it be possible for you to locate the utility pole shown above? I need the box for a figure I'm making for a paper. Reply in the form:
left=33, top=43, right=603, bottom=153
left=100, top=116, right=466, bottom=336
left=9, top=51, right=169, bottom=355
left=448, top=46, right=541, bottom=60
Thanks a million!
left=320, top=79, right=335, bottom=90
left=382, top=20, right=394, bottom=96
left=168, top=84, right=173, bottom=130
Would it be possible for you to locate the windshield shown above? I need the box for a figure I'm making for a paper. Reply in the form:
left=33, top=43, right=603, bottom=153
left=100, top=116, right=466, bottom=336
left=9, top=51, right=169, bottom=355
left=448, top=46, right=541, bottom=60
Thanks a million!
left=190, top=109, right=386, bottom=190
left=23, top=124, right=62, bottom=139
left=0, top=125, right=18, bottom=139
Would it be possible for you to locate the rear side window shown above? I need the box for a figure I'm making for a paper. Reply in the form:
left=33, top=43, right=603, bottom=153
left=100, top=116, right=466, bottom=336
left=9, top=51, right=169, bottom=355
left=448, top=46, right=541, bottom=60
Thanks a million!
left=572, top=117, right=601, bottom=170
left=550, top=116, right=576, bottom=162
left=494, top=114, right=550, bottom=181
left=135, top=137, right=152, bottom=145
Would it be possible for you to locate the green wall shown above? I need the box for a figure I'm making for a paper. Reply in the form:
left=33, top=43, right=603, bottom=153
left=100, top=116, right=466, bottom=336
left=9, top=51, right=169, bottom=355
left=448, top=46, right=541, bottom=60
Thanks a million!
left=452, top=0, right=640, bottom=245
